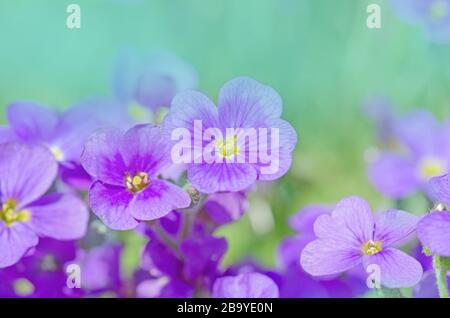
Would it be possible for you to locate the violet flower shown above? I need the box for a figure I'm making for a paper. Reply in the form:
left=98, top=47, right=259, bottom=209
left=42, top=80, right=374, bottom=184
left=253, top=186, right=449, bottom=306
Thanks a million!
left=212, top=273, right=279, bottom=298
left=162, top=77, right=297, bottom=193
left=80, top=124, right=191, bottom=230
left=300, top=196, right=423, bottom=288
left=0, top=143, right=89, bottom=268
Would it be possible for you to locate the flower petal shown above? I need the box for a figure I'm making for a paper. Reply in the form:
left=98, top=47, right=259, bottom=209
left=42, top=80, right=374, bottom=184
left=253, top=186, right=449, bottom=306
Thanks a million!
left=26, top=193, right=89, bottom=240
left=368, top=153, right=419, bottom=199
left=0, top=223, right=38, bottom=268
left=363, top=247, right=423, bottom=288
left=80, top=128, right=127, bottom=186
left=374, top=209, right=419, bottom=247
left=213, top=273, right=279, bottom=298
left=129, top=180, right=191, bottom=221
left=428, top=174, right=450, bottom=206
left=300, top=239, right=362, bottom=277
left=88, top=181, right=138, bottom=230
left=417, top=211, right=450, bottom=256
left=0, top=143, right=57, bottom=207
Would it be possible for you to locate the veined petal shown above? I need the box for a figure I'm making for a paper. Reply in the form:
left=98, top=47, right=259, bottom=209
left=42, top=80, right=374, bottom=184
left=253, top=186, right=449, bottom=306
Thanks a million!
left=27, top=193, right=89, bottom=240
left=0, top=222, right=38, bottom=268
left=374, top=209, right=419, bottom=247
left=0, top=143, right=57, bottom=207
left=428, top=174, right=450, bottom=206
left=213, top=273, right=279, bottom=298
left=417, top=211, right=450, bottom=256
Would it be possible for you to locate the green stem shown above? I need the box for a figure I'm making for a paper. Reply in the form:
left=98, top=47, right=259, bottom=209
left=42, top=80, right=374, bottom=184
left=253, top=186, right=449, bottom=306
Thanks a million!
left=376, top=287, right=404, bottom=298
left=433, top=255, right=449, bottom=298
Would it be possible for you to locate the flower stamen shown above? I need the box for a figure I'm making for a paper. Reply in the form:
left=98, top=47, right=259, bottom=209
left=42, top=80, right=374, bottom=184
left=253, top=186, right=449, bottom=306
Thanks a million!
left=125, top=172, right=149, bottom=193
left=0, top=199, right=31, bottom=227
left=362, top=240, right=382, bottom=256
left=215, top=135, right=239, bottom=158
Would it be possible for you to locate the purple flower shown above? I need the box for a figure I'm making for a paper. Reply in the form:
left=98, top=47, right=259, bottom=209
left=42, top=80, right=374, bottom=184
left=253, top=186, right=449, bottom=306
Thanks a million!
left=300, top=196, right=423, bottom=288
left=417, top=211, right=450, bottom=256
left=0, top=143, right=88, bottom=268
left=413, top=270, right=450, bottom=298
left=111, top=48, right=198, bottom=114
left=80, top=124, right=191, bottom=230
left=368, top=110, right=450, bottom=199
left=362, top=96, right=397, bottom=147
left=162, top=77, right=297, bottom=193
left=391, top=0, right=450, bottom=43
left=212, top=273, right=279, bottom=298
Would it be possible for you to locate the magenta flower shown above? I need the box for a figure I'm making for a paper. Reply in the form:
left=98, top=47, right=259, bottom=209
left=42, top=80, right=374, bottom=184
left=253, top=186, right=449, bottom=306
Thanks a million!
left=162, top=77, right=297, bottom=193
left=368, top=110, right=450, bottom=199
left=212, top=273, right=279, bottom=298
left=0, top=143, right=89, bottom=268
left=80, top=124, right=191, bottom=230
left=301, top=196, right=423, bottom=288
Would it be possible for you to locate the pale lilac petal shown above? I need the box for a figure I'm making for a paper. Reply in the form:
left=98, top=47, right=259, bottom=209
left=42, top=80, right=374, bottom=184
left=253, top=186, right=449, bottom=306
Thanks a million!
left=80, top=128, right=127, bottom=186
left=119, top=124, right=171, bottom=177
left=313, top=214, right=362, bottom=250
left=363, top=247, right=423, bottom=288
left=368, top=153, right=419, bottom=199
left=204, top=192, right=247, bottom=225
left=0, top=126, right=15, bottom=143
left=417, top=211, right=450, bottom=256
left=0, top=143, right=57, bottom=207
left=428, top=174, right=450, bottom=205
left=218, top=77, right=282, bottom=128
left=300, top=239, right=362, bottom=277
left=288, top=204, right=331, bottom=235
left=213, top=273, right=279, bottom=298
left=0, top=223, right=38, bottom=268
left=26, top=193, right=89, bottom=240
left=129, top=180, right=191, bottom=221
left=7, top=101, right=58, bottom=143
left=89, top=181, right=138, bottom=230
left=135, top=73, right=177, bottom=111
left=374, top=209, right=419, bottom=246
left=188, top=162, right=257, bottom=193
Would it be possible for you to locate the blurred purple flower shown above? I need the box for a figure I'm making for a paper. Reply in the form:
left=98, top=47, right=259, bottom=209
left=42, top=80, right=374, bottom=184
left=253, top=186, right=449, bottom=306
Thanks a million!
left=81, top=124, right=191, bottom=230
left=111, top=48, right=198, bottom=114
left=212, top=273, right=279, bottom=298
left=413, top=270, right=450, bottom=298
left=0, top=143, right=89, bottom=268
left=362, top=96, right=397, bottom=147
left=391, top=0, right=450, bottom=43
left=300, top=196, right=423, bottom=288
left=368, top=110, right=450, bottom=199
left=162, top=77, right=297, bottom=193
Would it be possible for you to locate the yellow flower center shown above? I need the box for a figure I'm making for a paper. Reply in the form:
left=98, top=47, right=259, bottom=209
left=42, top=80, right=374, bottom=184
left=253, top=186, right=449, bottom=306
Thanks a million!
left=0, top=199, right=31, bottom=227
left=50, top=146, right=64, bottom=161
left=361, top=240, right=382, bottom=256
left=125, top=172, right=149, bottom=193
left=215, top=135, right=239, bottom=158
left=418, top=157, right=446, bottom=181
left=430, top=0, right=449, bottom=21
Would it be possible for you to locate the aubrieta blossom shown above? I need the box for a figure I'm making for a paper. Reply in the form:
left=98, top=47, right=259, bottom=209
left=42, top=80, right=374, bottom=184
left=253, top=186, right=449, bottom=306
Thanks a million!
left=80, top=124, right=191, bottom=230
left=162, top=77, right=297, bottom=193
left=417, top=174, right=450, bottom=257
left=0, top=142, right=88, bottom=268
left=212, top=273, right=279, bottom=298
left=391, top=0, right=450, bottom=43
left=368, top=110, right=450, bottom=199
left=111, top=48, right=198, bottom=116
left=301, top=196, right=423, bottom=288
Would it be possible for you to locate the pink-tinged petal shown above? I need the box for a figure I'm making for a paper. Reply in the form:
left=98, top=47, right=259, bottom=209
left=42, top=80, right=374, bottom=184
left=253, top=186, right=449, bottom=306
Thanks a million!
left=119, top=124, right=171, bottom=177
left=217, top=77, right=282, bottom=128
left=80, top=128, right=127, bottom=186
left=0, top=223, right=38, bottom=268
left=428, top=174, right=450, bottom=206
left=417, top=211, right=450, bottom=256
left=368, top=153, right=419, bottom=199
left=0, top=143, right=57, bottom=207
left=129, top=180, right=190, bottom=221
left=363, top=247, right=422, bottom=288
left=26, top=193, right=89, bottom=240
left=213, top=273, right=279, bottom=298
left=7, top=101, right=58, bottom=143
left=374, top=209, right=419, bottom=247
left=188, top=163, right=257, bottom=193
left=300, top=239, right=362, bottom=277
left=89, top=181, right=138, bottom=230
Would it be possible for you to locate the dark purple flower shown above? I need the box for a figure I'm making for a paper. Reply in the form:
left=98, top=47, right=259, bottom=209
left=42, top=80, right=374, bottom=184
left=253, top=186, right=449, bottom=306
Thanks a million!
left=391, top=0, right=450, bottom=43
left=301, top=196, right=422, bottom=288
left=212, top=273, right=279, bottom=298
left=80, top=124, right=191, bottom=230
left=0, top=143, right=89, bottom=268
left=368, top=110, right=450, bottom=199
left=162, top=77, right=297, bottom=193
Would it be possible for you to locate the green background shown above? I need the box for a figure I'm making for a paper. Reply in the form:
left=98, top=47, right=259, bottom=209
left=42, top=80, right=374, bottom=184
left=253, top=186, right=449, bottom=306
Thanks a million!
left=1, top=0, right=450, bottom=269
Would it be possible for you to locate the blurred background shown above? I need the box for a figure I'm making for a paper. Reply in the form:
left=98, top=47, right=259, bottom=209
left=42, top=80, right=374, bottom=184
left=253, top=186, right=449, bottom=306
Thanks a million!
left=1, top=0, right=450, bottom=272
